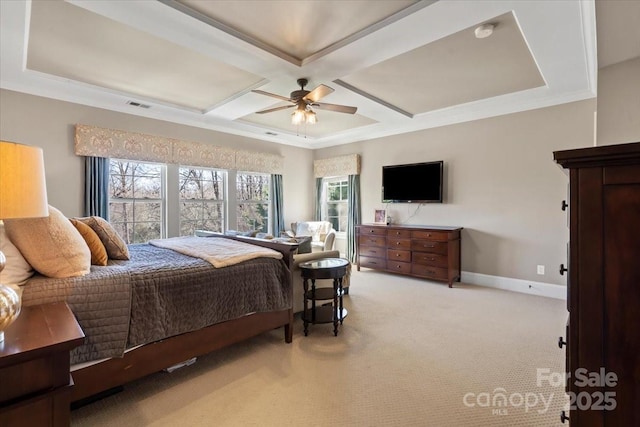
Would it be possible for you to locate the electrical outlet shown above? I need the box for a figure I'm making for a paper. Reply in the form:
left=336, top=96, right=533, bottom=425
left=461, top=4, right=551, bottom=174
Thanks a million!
left=537, top=265, right=545, bottom=275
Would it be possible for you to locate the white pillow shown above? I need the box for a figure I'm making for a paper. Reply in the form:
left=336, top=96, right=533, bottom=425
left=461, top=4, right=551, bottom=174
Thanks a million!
left=0, top=221, right=34, bottom=285
left=295, top=222, right=321, bottom=241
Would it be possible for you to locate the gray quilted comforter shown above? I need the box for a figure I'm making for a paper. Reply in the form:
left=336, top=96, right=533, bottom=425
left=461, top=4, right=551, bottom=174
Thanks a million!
left=20, top=243, right=292, bottom=365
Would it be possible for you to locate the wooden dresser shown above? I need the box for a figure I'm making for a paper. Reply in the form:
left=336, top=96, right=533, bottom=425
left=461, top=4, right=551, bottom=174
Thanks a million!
left=554, top=142, right=640, bottom=426
left=356, top=224, right=462, bottom=287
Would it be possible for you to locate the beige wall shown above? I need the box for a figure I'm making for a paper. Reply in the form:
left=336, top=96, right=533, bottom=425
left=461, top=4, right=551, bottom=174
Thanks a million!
left=0, top=89, right=315, bottom=226
left=0, top=89, right=596, bottom=286
left=316, top=99, right=596, bottom=285
left=596, top=57, right=640, bottom=145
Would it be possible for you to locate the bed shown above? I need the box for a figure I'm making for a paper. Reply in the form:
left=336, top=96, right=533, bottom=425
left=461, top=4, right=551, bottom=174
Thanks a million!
left=18, top=234, right=298, bottom=403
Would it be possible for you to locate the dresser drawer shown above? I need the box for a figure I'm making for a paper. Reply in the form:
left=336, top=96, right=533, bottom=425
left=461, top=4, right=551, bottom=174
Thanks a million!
left=386, top=238, right=411, bottom=250
left=412, top=264, right=449, bottom=280
left=359, top=256, right=386, bottom=269
left=412, top=252, right=448, bottom=267
left=359, top=226, right=387, bottom=237
left=386, top=260, right=412, bottom=274
left=411, top=240, right=448, bottom=255
left=412, top=230, right=450, bottom=241
left=359, top=246, right=386, bottom=258
left=387, top=249, right=411, bottom=262
left=386, top=228, right=411, bottom=239
left=359, top=235, right=386, bottom=247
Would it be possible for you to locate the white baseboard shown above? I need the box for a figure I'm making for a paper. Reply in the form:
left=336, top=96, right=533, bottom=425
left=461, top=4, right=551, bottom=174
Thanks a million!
left=461, top=271, right=566, bottom=300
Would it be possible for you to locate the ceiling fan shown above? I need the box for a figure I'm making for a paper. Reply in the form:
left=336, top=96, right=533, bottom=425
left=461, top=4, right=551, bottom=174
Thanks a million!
left=252, top=78, right=357, bottom=125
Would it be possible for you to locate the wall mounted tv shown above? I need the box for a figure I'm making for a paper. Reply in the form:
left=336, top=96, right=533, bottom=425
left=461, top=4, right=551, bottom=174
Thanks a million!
left=382, top=161, right=444, bottom=203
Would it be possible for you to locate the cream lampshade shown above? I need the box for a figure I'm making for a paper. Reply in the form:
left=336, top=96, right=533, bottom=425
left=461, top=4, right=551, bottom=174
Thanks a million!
left=0, top=140, right=49, bottom=342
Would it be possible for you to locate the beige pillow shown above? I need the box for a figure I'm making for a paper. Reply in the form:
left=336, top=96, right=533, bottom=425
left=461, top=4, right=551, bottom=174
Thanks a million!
left=75, top=216, right=130, bottom=260
left=4, top=206, right=91, bottom=278
left=69, top=218, right=108, bottom=266
left=0, top=222, right=34, bottom=284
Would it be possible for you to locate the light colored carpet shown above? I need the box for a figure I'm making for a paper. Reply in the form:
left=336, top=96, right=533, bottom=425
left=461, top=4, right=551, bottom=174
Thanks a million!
left=71, top=269, right=568, bottom=426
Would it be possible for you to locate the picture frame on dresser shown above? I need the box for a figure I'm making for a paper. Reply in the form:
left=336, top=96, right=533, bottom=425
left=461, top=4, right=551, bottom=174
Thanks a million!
left=373, top=209, right=386, bottom=224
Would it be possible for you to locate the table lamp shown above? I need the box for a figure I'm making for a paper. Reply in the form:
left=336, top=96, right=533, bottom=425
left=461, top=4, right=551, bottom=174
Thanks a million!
left=0, top=141, right=49, bottom=342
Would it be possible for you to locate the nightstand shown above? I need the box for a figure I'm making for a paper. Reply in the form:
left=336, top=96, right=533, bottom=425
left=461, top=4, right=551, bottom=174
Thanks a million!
left=0, top=302, right=85, bottom=427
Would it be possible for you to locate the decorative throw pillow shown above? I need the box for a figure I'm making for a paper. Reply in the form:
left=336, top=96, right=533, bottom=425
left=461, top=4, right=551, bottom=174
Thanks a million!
left=4, top=206, right=91, bottom=279
left=69, top=218, right=108, bottom=266
left=0, top=222, right=34, bottom=284
left=295, top=236, right=312, bottom=254
left=75, top=216, right=130, bottom=260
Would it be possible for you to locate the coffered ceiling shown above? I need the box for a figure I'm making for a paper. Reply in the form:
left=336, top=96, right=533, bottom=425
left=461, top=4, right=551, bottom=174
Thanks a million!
left=0, top=0, right=598, bottom=148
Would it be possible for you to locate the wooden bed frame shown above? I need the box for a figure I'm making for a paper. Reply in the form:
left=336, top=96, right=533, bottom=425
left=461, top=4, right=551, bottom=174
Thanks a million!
left=70, top=235, right=298, bottom=403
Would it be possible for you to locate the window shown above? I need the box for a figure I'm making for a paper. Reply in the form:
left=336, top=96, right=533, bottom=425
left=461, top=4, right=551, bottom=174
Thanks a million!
left=109, top=160, right=164, bottom=244
left=236, top=172, right=270, bottom=233
left=323, top=177, right=348, bottom=233
left=106, top=161, right=272, bottom=240
left=179, top=167, right=226, bottom=236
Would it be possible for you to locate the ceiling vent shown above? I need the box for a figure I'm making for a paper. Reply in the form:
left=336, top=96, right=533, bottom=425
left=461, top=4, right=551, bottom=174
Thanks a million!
left=126, top=100, right=151, bottom=109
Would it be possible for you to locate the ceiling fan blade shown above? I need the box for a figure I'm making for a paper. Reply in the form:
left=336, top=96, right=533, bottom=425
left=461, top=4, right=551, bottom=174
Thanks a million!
left=255, top=104, right=295, bottom=114
left=252, top=89, right=292, bottom=102
left=313, top=102, right=357, bottom=114
left=303, top=84, right=334, bottom=102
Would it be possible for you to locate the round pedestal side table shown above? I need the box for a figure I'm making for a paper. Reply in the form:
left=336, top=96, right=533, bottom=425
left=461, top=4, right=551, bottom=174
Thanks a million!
left=299, top=258, right=349, bottom=336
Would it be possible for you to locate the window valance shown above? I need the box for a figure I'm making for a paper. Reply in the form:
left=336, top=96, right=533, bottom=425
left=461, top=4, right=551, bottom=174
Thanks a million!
left=313, top=154, right=360, bottom=178
left=74, top=124, right=283, bottom=174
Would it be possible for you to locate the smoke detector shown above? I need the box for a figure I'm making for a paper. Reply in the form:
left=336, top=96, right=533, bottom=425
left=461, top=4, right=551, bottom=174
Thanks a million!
left=474, top=24, right=495, bottom=39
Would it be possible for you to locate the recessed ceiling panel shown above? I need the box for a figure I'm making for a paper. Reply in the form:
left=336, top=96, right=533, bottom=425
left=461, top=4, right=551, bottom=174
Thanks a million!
left=177, top=0, right=417, bottom=61
left=341, top=12, right=545, bottom=114
left=27, top=0, right=263, bottom=111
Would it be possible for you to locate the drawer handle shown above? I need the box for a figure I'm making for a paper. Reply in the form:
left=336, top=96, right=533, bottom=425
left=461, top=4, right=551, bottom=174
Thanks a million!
left=396, top=242, right=401, bottom=245
left=558, top=336, right=566, bottom=349
left=395, top=264, right=402, bottom=269
left=559, top=264, right=568, bottom=275
left=424, top=257, right=435, bottom=261
left=561, top=200, right=568, bottom=211
left=396, top=254, right=401, bottom=257
left=560, top=410, right=569, bottom=424
left=424, top=244, right=435, bottom=248
left=369, top=229, right=375, bottom=233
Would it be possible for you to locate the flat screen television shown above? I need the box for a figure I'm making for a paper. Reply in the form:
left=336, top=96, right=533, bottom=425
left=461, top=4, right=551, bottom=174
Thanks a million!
left=382, top=161, right=443, bottom=203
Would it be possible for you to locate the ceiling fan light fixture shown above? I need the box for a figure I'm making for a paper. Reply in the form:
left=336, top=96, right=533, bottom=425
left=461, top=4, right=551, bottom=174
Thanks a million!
left=291, top=108, right=306, bottom=125
left=306, top=109, right=317, bottom=124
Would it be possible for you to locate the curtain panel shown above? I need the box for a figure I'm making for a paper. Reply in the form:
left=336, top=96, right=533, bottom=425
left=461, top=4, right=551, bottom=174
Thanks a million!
left=84, top=156, right=110, bottom=219
left=347, top=174, right=361, bottom=262
left=314, top=177, right=323, bottom=221
left=270, top=174, right=284, bottom=237
left=75, top=124, right=283, bottom=174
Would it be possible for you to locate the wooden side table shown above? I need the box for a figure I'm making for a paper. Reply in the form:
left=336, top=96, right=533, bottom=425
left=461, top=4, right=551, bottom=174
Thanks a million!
left=0, top=302, right=85, bottom=427
left=299, top=258, right=349, bottom=336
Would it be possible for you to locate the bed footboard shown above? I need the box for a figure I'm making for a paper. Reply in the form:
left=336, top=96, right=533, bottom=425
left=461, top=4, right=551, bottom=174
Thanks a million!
left=71, top=308, right=293, bottom=403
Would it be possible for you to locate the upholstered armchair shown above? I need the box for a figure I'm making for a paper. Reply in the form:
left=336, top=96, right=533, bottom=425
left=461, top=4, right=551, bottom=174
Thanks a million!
left=283, top=221, right=336, bottom=252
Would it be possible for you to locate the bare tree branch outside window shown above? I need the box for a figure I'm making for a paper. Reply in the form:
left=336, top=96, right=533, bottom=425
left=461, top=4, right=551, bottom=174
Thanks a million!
left=237, top=172, right=270, bottom=233
left=179, top=167, right=225, bottom=236
left=109, top=160, right=163, bottom=244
